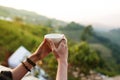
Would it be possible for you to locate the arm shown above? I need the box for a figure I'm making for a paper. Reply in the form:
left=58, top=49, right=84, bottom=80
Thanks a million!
left=56, top=60, right=68, bottom=80
left=48, top=38, right=68, bottom=80
left=56, top=40, right=68, bottom=80
left=12, top=39, right=51, bottom=80
left=12, top=54, right=38, bottom=80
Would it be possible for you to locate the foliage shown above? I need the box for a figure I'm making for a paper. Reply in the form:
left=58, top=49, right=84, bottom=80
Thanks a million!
left=13, top=16, right=23, bottom=24
left=98, top=29, right=120, bottom=46
left=42, top=41, right=101, bottom=79
left=60, top=22, right=84, bottom=30
left=42, top=53, right=58, bottom=80
left=93, top=33, right=120, bottom=64
left=0, top=20, right=52, bottom=60
left=69, top=42, right=100, bottom=75
left=81, top=25, right=94, bottom=41
left=59, top=22, right=84, bottom=41
left=59, top=22, right=120, bottom=77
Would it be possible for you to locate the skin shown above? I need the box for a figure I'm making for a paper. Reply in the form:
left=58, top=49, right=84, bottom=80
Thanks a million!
left=48, top=38, right=68, bottom=80
left=12, top=39, right=51, bottom=80
left=11, top=37, right=68, bottom=80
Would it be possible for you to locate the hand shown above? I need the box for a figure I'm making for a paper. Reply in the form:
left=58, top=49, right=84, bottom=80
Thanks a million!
left=33, top=38, right=52, bottom=60
left=48, top=37, right=68, bottom=63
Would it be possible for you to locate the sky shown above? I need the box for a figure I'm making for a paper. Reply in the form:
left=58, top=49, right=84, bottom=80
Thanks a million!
left=0, top=0, right=120, bottom=29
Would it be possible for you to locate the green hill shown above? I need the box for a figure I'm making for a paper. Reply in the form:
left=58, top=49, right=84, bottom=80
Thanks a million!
left=59, top=22, right=85, bottom=41
left=59, top=22, right=120, bottom=75
left=0, top=6, right=67, bottom=27
left=97, top=29, right=120, bottom=46
left=0, top=20, right=52, bottom=61
left=59, top=21, right=120, bottom=61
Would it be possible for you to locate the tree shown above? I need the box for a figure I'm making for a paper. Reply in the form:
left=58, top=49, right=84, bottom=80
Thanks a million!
left=13, top=16, right=23, bottom=24
left=81, top=25, right=94, bottom=41
left=69, top=41, right=100, bottom=77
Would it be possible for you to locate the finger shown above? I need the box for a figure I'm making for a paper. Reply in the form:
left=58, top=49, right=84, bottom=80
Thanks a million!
left=59, top=40, right=68, bottom=52
left=63, top=36, right=67, bottom=43
left=60, top=39, right=67, bottom=45
left=45, top=38, right=52, bottom=48
left=43, top=38, right=48, bottom=43
left=58, top=39, right=65, bottom=50
left=61, top=35, right=67, bottom=43
left=46, top=39, right=53, bottom=47
left=46, top=38, right=57, bottom=52
left=46, top=39, right=60, bottom=58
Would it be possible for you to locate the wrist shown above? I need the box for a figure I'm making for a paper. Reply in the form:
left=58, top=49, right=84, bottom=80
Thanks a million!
left=28, top=54, right=39, bottom=63
left=58, top=61, right=68, bottom=69
left=58, top=59, right=68, bottom=65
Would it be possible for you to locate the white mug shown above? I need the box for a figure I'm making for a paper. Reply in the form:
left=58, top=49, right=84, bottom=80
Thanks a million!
left=44, top=33, right=64, bottom=47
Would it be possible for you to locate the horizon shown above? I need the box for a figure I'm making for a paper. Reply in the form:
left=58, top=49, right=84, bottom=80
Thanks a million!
left=0, top=0, right=120, bottom=29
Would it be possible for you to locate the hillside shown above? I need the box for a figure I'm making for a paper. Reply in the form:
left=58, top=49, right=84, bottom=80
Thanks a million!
left=59, top=22, right=85, bottom=41
left=0, top=19, right=120, bottom=79
left=0, top=6, right=67, bottom=27
left=59, top=22, right=120, bottom=62
left=0, top=20, right=52, bottom=61
left=59, top=22, right=120, bottom=75
left=97, top=28, right=120, bottom=46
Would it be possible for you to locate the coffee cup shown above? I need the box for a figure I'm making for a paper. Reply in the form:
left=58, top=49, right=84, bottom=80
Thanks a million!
left=44, top=33, right=64, bottom=47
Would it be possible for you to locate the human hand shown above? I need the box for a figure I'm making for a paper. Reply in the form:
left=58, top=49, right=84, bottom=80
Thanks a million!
left=33, top=38, right=52, bottom=61
left=48, top=37, right=68, bottom=63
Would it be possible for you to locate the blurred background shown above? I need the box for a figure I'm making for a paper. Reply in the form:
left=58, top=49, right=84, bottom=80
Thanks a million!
left=0, top=0, right=120, bottom=80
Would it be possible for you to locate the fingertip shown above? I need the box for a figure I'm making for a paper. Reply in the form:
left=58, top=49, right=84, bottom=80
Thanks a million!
left=62, top=35, right=67, bottom=42
left=45, top=38, right=50, bottom=41
left=45, top=38, right=52, bottom=44
left=61, top=38, right=67, bottom=44
left=46, top=38, right=56, bottom=50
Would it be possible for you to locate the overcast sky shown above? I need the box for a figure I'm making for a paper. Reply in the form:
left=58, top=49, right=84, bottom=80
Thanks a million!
left=0, top=0, right=120, bottom=29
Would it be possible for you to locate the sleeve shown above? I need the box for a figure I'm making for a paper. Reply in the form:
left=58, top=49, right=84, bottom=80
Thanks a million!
left=0, top=71, right=13, bottom=80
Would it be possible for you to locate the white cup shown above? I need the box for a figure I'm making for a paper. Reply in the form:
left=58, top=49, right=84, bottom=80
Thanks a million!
left=44, top=33, right=64, bottom=47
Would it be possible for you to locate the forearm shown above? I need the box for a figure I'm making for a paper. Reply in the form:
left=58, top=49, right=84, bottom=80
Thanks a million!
left=56, top=60, right=68, bottom=80
left=12, top=54, right=39, bottom=80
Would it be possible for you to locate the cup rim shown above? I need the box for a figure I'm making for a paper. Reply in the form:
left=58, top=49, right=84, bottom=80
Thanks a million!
left=44, top=33, right=64, bottom=39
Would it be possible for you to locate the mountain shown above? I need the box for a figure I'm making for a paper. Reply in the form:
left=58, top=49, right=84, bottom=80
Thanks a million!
left=0, top=19, right=53, bottom=61
left=0, top=6, right=67, bottom=27
left=92, top=24, right=114, bottom=32
left=97, top=28, right=120, bottom=46
left=59, top=22, right=85, bottom=41
left=59, top=23, right=120, bottom=74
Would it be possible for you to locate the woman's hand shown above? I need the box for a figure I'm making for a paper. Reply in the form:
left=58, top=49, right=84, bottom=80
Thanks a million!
left=48, top=37, right=68, bottom=80
left=48, top=37, right=68, bottom=63
left=12, top=38, right=52, bottom=80
left=33, top=38, right=52, bottom=61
